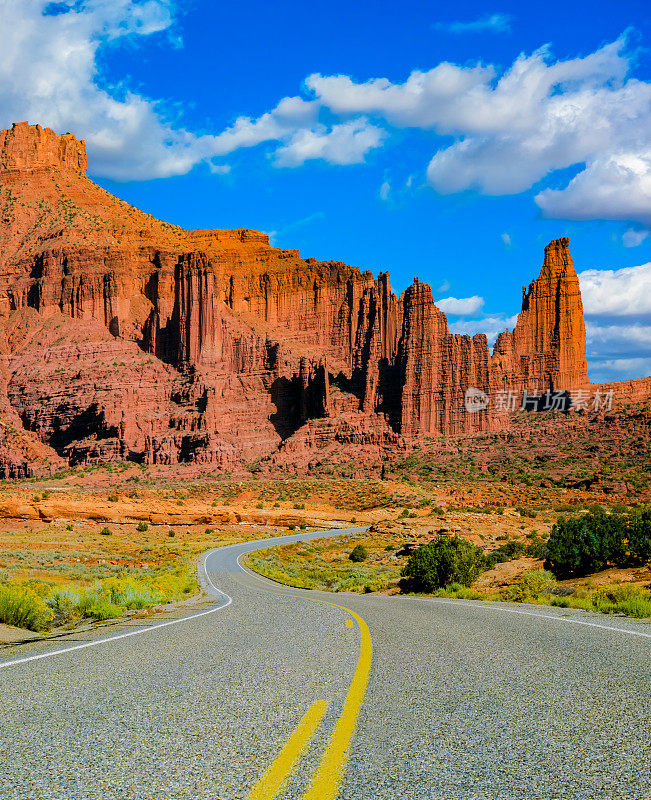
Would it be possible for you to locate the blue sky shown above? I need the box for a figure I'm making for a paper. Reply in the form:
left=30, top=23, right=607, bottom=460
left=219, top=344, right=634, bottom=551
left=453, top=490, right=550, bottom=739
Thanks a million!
left=1, top=0, right=650, bottom=381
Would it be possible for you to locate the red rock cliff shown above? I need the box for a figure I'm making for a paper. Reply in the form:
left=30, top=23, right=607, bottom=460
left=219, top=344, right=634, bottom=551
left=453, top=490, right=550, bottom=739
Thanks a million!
left=0, top=123, right=605, bottom=472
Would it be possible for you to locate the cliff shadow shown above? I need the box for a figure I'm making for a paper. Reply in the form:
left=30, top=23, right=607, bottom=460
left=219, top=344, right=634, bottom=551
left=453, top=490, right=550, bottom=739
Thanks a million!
left=269, top=377, right=301, bottom=440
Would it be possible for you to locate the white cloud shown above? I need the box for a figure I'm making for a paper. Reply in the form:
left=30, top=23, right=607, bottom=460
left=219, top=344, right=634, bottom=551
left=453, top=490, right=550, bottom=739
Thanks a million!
left=433, top=13, right=512, bottom=35
left=301, top=36, right=649, bottom=224
left=586, top=321, right=651, bottom=353
left=579, top=263, right=651, bottom=316
left=588, top=357, right=651, bottom=381
left=436, top=296, right=485, bottom=316
left=0, top=2, right=382, bottom=180
left=622, top=229, right=649, bottom=247
left=536, top=152, right=651, bottom=225
left=379, top=179, right=390, bottom=201
left=501, top=232, right=512, bottom=249
left=208, top=96, right=319, bottom=156
left=2, top=4, right=648, bottom=218
left=273, top=119, right=385, bottom=167
left=449, top=314, right=518, bottom=344
left=0, top=0, right=216, bottom=180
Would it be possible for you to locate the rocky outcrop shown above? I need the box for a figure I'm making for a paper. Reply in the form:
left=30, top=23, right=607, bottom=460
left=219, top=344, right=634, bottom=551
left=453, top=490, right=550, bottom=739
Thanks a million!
left=397, top=280, right=492, bottom=437
left=492, top=237, right=589, bottom=393
left=0, top=122, right=634, bottom=473
left=0, top=122, right=87, bottom=174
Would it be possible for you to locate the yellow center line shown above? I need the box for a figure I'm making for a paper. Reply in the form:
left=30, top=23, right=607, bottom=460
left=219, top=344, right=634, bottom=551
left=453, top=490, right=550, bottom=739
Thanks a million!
left=302, top=603, right=372, bottom=800
left=237, top=558, right=374, bottom=798
left=245, top=699, right=330, bottom=800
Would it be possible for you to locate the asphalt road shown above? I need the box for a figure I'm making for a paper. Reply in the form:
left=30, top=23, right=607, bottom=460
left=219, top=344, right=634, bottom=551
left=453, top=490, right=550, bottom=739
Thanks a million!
left=1, top=528, right=649, bottom=800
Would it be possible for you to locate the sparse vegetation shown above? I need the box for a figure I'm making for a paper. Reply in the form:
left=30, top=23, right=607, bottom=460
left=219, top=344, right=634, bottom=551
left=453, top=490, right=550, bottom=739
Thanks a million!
left=349, top=544, right=368, bottom=562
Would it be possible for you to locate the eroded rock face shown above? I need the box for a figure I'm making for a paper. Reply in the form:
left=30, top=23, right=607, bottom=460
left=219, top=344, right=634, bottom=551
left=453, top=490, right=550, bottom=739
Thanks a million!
left=0, top=123, right=622, bottom=473
left=492, top=237, right=589, bottom=393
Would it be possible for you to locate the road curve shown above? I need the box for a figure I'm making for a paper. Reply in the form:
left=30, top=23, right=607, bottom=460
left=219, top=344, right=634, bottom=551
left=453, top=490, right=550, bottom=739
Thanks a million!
left=1, top=527, right=650, bottom=800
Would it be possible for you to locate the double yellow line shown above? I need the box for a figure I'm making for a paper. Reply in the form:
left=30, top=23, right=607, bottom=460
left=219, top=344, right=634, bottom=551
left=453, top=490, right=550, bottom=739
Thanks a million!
left=245, top=602, right=372, bottom=800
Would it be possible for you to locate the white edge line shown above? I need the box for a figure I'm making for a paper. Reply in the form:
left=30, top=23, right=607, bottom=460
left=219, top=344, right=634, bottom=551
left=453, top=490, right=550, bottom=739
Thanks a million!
left=423, top=597, right=651, bottom=639
left=0, top=550, right=232, bottom=670
left=237, top=549, right=651, bottom=641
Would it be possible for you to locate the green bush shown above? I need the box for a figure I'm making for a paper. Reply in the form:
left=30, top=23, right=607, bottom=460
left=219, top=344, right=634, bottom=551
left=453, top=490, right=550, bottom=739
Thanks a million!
left=516, top=506, right=537, bottom=518
left=293, top=502, right=305, bottom=510
left=108, top=494, right=118, bottom=502
left=486, top=540, right=525, bottom=568
left=168, top=529, right=176, bottom=537
left=546, top=507, right=650, bottom=578
left=525, top=534, right=549, bottom=560
left=627, top=508, right=651, bottom=565
left=100, top=526, right=112, bottom=536
left=505, top=570, right=556, bottom=602
left=75, top=589, right=124, bottom=621
left=46, top=589, right=80, bottom=625
left=136, top=521, right=149, bottom=532
left=349, top=544, right=368, bottom=563
left=401, top=535, right=485, bottom=592
left=0, top=586, right=53, bottom=631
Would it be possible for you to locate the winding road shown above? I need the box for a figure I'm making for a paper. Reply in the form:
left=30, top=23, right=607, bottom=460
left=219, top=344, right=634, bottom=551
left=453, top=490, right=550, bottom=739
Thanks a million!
left=1, top=528, right=649, bottom=799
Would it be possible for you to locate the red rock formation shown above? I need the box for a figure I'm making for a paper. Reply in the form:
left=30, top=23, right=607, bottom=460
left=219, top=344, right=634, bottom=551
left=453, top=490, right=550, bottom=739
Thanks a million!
left=0, top=122, right=633, bottom=473
left=492, top=237, right=589, bottom=393
left=397, top=280, right=492, bottom=437
left=0, top=122, right=87, bottom=174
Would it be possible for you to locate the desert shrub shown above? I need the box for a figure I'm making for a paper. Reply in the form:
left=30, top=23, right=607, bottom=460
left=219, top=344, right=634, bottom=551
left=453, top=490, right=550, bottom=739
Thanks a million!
left=516, top=506, right=536, bottom=518
left=590, top=583, right=651, bottom=617
left=75, top=589, right=124, bottom=620
left=100, top=526, right=112, bottom=536
left=486, top=540, right=525, bottom=568
left=349, top=544, right=368, bottom=563
left=505, top=570, right=556, bottom=602
left=288, top=524, right=296, bottom=531
left=46, top=589, right=80, bottom=625
left=434, top=583, right=483, bottom=600
left=168, top=529, right=176, bottom=537
left=546, top=507, right=649, bottom=578
left=0, top=586, right=53, bottom=631
left=401, top=535, right=486, bottom=592
left=293, top=502, right=305, bottom=510
left=101, top=577, right=164, bottom=609
left=108, top=494, right=118, bottom=502
left=66, top=523, right=73, bottom=531
left=364, top=575, right=389, bottom=593
left=299, top=523, right=306, bottom=530
left=626, top=508, right=651, bottom=565
left=525, top=534, right=549, bottom=560
left=136, top=521, right=149, bottom=532
left=256, top=502, right=264, bottom=509
left=546, top=510, right=622, bottom=577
